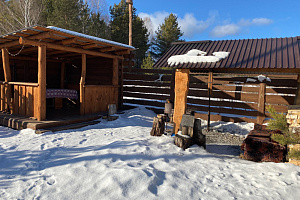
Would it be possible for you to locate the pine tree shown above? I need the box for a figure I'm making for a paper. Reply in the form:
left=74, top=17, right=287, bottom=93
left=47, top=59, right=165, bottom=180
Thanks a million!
left=44, top=0, right=81, bottom=32
left=151, top=13, right=184, bottom=59
left=141, top=53, right=154, bottom=69
left=109, top=0, right=149, bottom=67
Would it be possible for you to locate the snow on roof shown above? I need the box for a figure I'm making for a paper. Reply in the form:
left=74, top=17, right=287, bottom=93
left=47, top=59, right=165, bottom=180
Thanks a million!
left=47, top=26, right=135, bottom=50
left=167, top=49, right=230, bottom=66
left=246, top=75, right=271, bottom=83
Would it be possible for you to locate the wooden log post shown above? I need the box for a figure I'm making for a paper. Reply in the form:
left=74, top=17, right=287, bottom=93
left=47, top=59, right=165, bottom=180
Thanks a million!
left=36, top=45, right=47, bottom=121
left=257, top=82, right=266, bottom=124
left=112, top=58, right=119, bottom=109
left=2, top=48, right=12, bottom=112
left=173, top=69, right=190, bottom=134
left=80, top=54, right=87, bottom=115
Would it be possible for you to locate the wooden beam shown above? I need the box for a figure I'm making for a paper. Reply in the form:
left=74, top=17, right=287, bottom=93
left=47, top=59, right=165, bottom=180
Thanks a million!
left=59, top=38, right=77, bottom=45
left=80, top=54, right=87, bottom=115
left=0, top=31, right=53, bottom=49
left=173, top=69, right=190, bottom=134
left=19, top=37, right=123, bottom=59
left=257, top=82, right=266, bottom=124
left=115, top=50, right=131, bottom=55
left=100, top=46, right=116, bottom=52
left=9, top=55, right=62, bottom=63
left=82, top=43, right=100, bottom=49
left=2, top=48, right=12, bottom=82
left=36, top=45, right=47, bottom=121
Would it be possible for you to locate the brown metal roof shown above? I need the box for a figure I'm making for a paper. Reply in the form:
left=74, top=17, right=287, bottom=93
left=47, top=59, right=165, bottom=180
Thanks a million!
left=153, top=37, right=300, bottom=72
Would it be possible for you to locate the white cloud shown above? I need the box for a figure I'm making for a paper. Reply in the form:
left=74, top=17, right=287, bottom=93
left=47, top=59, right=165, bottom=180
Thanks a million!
left=138, top=11, right=216, bottom=39
left=239, top=18, right=273, bottom=26
left=210, top=24, right=240, bottom=37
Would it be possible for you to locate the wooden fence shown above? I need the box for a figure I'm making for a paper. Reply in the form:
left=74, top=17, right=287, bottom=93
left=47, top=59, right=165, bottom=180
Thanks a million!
left=123, top=68, right=298, bottom=123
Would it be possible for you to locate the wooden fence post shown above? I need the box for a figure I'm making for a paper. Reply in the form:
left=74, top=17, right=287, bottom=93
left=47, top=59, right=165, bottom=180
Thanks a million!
left=170, top=69, right=176, bottom=103
left=80, top=54, right=87, bottom=115
left=173, top=69, right=190, bottom=134
left=257, top=82, right=266, bottom=124
left=207, top=72, right=213, bottom=130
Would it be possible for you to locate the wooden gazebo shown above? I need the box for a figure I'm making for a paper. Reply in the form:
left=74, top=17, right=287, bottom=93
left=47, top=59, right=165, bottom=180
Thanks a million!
left=0, top=25, right=135, bottom=122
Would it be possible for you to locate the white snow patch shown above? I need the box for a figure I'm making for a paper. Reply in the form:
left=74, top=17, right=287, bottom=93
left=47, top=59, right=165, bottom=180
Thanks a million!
left=257, top=74, right=271, bottom=82
left=168, top=49, right=230, bottom=66
left=0, top=107, right=299, bottom=200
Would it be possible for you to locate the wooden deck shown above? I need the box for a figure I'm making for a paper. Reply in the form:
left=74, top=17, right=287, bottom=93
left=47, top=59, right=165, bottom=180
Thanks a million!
left=0, top=110, right=102, bottom=131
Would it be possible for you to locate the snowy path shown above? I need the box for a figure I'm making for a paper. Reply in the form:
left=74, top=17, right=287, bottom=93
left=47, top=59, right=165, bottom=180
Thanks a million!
left=0, top=107, right=300, bottom=200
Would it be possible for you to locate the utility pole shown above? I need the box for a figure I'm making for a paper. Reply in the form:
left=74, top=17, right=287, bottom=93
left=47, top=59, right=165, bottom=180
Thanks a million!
left=126, top=0, right=133, bottom=46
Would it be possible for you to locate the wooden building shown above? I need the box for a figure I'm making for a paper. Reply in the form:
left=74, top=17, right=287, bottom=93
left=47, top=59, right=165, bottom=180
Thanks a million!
left=153, top=37, right=300, bottom=133
left=0, top=26, right=135, bottom=122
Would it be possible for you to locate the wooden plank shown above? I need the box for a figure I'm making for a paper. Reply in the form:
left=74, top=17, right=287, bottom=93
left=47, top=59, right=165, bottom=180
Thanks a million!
left=36, top=45, right=47, bottom=121
left=26, top=86, right=33, bottom=117
left=194, top=113, right=257, bottom=123
left=123, top=68, right=173, bottom=74
left=173, top=69, right=190, bottom=134
left=1, top=84, right=5, bottom=111
left=257, top=83, right=266, bottom=124
left=124, top=73, right=172, bottom=82
left=19, top=38, right=123, bottom=60
left=187, top=104, right=258, bottom=117
left=112, top=58, right=119, bottom=86
left=14, top=85, right=19, bottom=114
left=124, top=99, right=165, bottom=108
left=61, top=62, right=65, bottom=89
left=266, top=95, right=295, bottom=105
left=80, top=54, right=87, bottom=115
left=19, top=86, right=26, bottom=116
left=123, top=92, right=170, bottom=101
left=123, top=80, right=171, bottom=87
left=123, top=86, right=171, bottom=94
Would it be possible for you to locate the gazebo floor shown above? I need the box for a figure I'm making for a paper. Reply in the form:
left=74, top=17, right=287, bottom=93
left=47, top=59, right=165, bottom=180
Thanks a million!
left=0, top=109, right=102, bottom=131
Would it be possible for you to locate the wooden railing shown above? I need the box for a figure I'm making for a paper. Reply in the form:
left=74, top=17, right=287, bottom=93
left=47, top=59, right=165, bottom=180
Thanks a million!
left=0, top=81, right=39, bottom=117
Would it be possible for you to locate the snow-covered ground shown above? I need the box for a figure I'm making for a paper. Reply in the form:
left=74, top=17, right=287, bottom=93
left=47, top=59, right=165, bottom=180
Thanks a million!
left=0, top=107, right=299, bottom=200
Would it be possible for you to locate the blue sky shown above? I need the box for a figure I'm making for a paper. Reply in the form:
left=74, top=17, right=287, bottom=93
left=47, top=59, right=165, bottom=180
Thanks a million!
left=106, top=0, right=300, bottom=41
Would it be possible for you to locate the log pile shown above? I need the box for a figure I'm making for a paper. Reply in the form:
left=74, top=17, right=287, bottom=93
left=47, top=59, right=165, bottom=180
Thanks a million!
left=150, top=115, right=166, bottom=136
left=241, top=125, right=287, bottom=162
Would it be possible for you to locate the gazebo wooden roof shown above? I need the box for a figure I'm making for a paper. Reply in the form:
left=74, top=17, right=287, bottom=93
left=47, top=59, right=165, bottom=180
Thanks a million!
left=0, top=25, right=135, bottom=61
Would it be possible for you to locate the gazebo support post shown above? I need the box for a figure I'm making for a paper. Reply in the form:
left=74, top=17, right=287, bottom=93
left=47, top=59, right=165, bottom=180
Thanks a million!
left=80, top=54, right=87, bottom=115
left=1, top=48, right=12, bottom=112
left=173, top=69, right=190, bottom=134
left=36, top=45, right=46, bottom=121
left=295, top=74, right=300, bottom=105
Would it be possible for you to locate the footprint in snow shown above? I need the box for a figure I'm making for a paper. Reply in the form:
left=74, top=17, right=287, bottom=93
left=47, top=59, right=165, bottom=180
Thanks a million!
left=79, top=139, right=87, bottom=144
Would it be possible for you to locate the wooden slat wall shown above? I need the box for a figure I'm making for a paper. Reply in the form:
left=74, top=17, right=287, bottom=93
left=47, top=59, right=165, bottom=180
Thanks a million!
left=188, top=73, right=297, bottom=123
left=123, top=69, right=297, bottom=123
left=123, top=68, right=174, bottom=110
left=83, top=85, right=118, bottom=114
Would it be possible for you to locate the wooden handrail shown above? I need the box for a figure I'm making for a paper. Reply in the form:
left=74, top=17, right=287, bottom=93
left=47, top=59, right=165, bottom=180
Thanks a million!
left=0, top=81, right=39, bottom=87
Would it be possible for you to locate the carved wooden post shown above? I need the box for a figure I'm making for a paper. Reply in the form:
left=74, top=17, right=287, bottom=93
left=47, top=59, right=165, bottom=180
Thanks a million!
left=257, top=82, right=266, bottom=124
left=37, top=45, right=46, bottom=121
left=80, top=54, right=87, bottom=115
left=173, top=69, right=190, bottom=134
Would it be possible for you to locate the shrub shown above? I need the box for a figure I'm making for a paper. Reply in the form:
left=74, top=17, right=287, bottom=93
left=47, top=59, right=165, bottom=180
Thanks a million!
left=266, top=106, right=300, bottom=145
left=288, top=148, right=300, bottom=160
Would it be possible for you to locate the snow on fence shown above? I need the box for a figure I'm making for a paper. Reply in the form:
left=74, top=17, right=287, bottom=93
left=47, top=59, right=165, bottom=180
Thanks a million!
left=123, top=68, right=298, bottom=123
